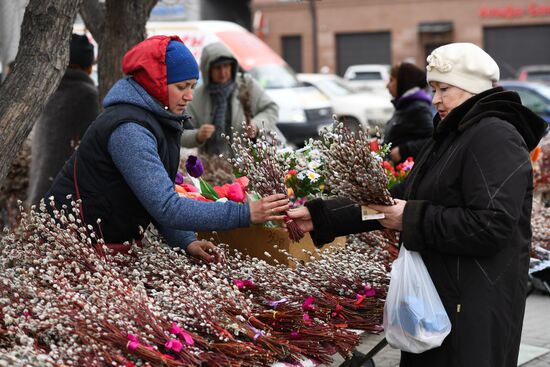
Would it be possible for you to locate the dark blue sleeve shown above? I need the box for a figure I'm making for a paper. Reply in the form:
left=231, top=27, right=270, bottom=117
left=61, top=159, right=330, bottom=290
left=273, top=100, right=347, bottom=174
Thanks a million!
left=156, top=223, right=197, bottom=250
left=107, top=123, right=251, bottom=235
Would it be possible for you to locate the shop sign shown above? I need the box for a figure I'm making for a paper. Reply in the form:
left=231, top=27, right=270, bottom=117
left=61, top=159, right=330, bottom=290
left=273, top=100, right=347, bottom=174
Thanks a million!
left=480, top=2, right=550, bottom=18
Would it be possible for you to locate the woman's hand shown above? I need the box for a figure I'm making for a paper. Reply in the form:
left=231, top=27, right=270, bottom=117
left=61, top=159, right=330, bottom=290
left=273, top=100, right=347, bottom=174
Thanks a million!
left=286, top=206, right=314, bottom=233
left=186, top=240, right=224, bottom=263
left=249, top=193, right=289, bottom=223
left=196, top=124, right=215, bottom=143
left=390, top=147, right=401, bottom=163
left=369, top=199, right=406, bottom=231
left=244, top=124, right=259, bottom=139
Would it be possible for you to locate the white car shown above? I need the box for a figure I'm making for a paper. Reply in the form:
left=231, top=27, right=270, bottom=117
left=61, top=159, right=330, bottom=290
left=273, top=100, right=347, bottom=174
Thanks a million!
left=343, top=64, right=392, bottom=99
left=297, top=73, right=394, bottom=131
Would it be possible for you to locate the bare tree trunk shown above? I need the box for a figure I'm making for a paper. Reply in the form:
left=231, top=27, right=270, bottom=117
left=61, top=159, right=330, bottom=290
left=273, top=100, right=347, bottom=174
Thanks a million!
left=96, top=0, right=158, bottom=103
left=0, top=0, right=82, bottom=188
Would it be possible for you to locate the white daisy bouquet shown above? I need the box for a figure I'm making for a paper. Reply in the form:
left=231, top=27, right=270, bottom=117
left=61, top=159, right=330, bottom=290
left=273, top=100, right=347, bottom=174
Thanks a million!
left=278, top=144, right=330, bottom=205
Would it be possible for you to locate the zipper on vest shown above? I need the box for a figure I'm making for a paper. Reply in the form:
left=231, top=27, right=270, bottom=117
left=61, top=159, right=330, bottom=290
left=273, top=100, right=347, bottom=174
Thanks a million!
left=456, top=257, right=461, bottom=313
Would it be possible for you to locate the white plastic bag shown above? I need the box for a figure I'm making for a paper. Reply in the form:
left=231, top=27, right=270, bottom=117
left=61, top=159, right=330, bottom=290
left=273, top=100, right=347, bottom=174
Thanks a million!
left=383, top=246, right=451, bottom=353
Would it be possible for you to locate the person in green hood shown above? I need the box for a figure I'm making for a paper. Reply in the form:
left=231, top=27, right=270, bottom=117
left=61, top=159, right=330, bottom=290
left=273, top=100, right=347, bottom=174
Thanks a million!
left=181, top=42, right=279, bottom=156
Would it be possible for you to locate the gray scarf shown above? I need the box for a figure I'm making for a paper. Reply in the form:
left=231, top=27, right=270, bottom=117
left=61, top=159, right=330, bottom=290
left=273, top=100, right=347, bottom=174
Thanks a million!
left=205, top=80, right=235, bottom=155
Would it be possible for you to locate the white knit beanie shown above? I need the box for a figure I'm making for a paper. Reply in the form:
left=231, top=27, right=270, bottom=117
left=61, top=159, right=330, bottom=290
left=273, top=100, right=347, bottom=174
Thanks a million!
left=426, top=43, right=500, bottom=94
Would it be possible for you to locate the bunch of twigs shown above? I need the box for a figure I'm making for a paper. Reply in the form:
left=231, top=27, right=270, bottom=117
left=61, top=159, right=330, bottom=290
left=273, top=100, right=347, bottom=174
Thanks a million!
left=223, top=126, right=304, bottom=241
left=313, top=117, right=393, bottom=205
left=0, top=201, right=391, bottom=366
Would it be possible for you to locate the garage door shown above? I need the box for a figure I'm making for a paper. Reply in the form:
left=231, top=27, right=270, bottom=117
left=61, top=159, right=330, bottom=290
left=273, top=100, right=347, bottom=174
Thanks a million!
left=484, top=25, right=550, bottom=79
left=282, top=35, right=303, bottom=73
left=336, top=31, right=391, bottom=76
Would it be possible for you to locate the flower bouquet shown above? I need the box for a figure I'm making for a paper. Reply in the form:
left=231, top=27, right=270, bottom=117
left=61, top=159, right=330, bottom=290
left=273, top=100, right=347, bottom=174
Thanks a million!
left=278, top=145, right=328, bottom=206
left=382, top=157, right=415, bottom=189
left=175, top=155, right=249, bottom=203
left=367, top=138, right=415, bottom=190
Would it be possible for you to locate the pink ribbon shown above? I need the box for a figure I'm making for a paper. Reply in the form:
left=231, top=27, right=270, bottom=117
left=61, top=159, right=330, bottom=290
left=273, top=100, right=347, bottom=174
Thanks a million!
left=165, top=338, right=183, bottom=353
left=301, top=296, right=315, bottom=311
left=303, top=312, right=312, bottom=325
left=331, top=304, right=344, bottom=318
left=169, top=323, right=195, bottom=346
left=302, top=296, right=315, bottom=324
left=233, top=279, right=255, bottom=290
left=355, top=294, right=367, bottom=305
left=363, top=285, right=376, bottom=297
left=355, top=285, right=377, bottom=304
left=127, top=334, right=140, bottom=351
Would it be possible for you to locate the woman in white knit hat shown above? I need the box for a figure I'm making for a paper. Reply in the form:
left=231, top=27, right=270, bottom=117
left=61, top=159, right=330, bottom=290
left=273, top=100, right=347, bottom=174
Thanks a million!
left=287, top=42, right=547, bottom=366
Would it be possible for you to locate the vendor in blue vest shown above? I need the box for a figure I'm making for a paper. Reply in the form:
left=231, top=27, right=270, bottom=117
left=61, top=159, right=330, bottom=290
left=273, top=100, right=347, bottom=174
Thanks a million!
left=45, top=35, right=289, bottom=263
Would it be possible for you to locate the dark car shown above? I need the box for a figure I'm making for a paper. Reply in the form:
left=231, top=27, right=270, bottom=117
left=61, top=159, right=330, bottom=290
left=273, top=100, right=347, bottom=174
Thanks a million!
left=499, top=80, right=550, bottom=126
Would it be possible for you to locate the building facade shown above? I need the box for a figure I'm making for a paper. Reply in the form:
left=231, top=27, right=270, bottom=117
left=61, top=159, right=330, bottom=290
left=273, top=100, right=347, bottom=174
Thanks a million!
left=251, top=0, right=550, bottom=79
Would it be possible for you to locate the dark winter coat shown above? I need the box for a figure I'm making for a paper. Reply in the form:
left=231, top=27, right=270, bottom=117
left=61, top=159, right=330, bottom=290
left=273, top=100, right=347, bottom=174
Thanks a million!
left=27, top=68, right=99, bottom=205
left=46, top=102, right=183, bottom=243
left=306, top=87, right=547, bottom=366
left=383, top=88, right=433, bottom=162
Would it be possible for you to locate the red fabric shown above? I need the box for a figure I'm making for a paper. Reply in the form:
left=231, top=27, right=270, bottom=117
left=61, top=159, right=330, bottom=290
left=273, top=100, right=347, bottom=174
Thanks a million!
left=122, top=35, right=183, bottom=108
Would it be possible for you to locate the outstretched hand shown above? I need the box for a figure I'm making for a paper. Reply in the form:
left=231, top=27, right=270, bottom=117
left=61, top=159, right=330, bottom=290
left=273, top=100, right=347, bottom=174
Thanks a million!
left=286, top=206, right=314, bottom=233
left=186, top=240, right=224, bottom=263
left=369, top=199, right=406, bottom=231
left=249, top=193, right=290, bottom=223
left=389, top=147, right=401, bottom=163
left=244, top=124, right=259, bottom=139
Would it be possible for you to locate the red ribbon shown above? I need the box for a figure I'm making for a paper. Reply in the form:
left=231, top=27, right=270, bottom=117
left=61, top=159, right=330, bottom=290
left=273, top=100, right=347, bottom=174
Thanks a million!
left=331, top=304, right=344, bottom=318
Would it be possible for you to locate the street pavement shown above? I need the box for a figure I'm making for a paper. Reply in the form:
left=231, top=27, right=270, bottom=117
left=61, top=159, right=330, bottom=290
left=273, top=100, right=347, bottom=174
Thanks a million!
left=329, top=291, right=550, bottom=367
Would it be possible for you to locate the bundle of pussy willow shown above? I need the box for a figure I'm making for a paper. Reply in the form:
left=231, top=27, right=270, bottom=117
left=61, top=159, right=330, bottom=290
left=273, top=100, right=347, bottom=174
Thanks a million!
left=223, top=127, right=304, bottom=241
left=312, top=118, right=394, bottom=206
left=0, top=201, right=390, bottom=367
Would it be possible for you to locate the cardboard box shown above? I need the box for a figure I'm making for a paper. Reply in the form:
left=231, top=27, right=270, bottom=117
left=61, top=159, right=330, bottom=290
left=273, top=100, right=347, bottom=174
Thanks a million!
left=198, top=227, right=346, bottom=267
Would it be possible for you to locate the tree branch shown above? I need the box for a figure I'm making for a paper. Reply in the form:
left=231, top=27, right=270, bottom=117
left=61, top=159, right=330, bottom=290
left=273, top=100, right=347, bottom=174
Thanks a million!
left=79, top=0, right=105, bottom=44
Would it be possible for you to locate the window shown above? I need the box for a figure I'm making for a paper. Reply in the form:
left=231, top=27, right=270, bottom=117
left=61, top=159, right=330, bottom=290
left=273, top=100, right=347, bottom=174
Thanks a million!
left=515, top=89, right=548, bottom=114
